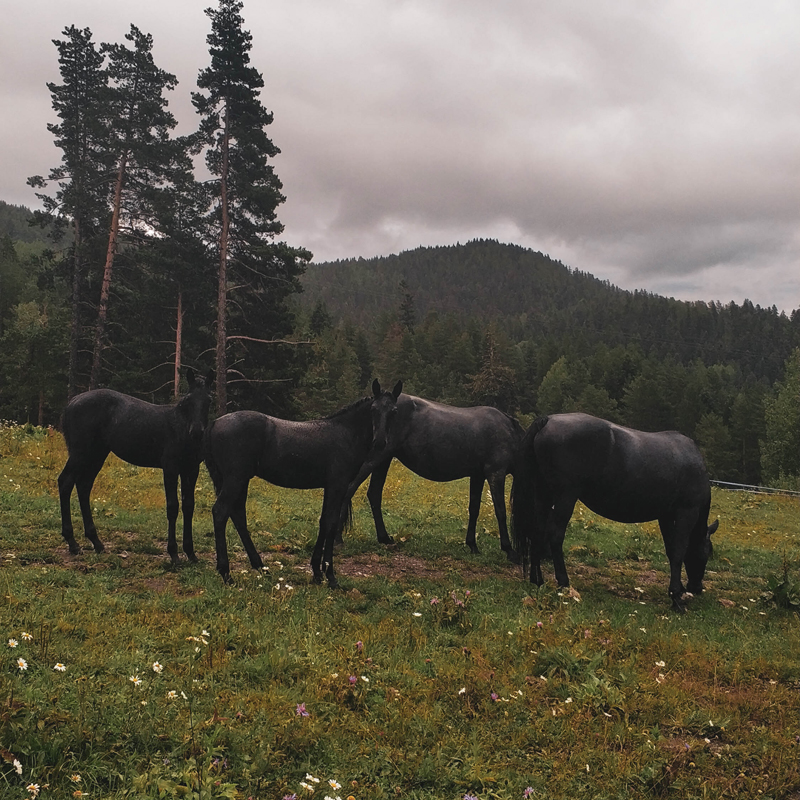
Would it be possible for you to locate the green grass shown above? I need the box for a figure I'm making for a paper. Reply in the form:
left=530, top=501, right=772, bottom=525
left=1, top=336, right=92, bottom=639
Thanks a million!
left=0, top=422, right=799, bottom=800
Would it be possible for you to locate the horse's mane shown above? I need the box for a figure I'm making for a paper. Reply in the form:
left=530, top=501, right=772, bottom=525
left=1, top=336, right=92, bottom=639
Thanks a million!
left=323, top=395, right=373, bottom=420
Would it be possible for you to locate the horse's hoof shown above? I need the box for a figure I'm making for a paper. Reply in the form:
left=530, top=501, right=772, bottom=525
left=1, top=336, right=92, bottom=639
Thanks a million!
left=67, top=542, right=81, bottom=555
left=93, top=542, right=105, bottom=554
left=505, top=549, right=521, bottom=565
left=187, top=553, right=199, bottom=564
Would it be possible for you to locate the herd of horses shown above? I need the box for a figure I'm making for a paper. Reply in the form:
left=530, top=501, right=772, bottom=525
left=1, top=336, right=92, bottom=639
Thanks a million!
left=57, top=371, right=718, bottom=612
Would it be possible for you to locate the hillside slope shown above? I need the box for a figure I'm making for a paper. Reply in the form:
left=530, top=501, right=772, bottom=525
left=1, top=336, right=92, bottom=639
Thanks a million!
left=301, top=239, right=799, bottom=383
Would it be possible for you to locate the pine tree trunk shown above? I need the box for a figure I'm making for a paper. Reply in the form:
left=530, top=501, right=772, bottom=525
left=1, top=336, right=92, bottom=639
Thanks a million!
left=174, top=288, right=183, bottom=399
left=67, top=217, right=82, bottom=400
left=90, top=152, right=127, bottom=390
left=216, top=104, right=231, bottom=415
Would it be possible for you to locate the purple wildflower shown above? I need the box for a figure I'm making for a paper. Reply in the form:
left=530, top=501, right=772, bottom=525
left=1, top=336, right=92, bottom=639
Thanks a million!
left=349, top=675, right=357, bottom=685
left=491, top=692, right=499, bottom=702
left=523, top=788, right=534, bottom=799
left=430, top=597, right=440, bottom=605
left=295, top=703, right=309, bottom=717
left=355, top=640, right=363, bottom=651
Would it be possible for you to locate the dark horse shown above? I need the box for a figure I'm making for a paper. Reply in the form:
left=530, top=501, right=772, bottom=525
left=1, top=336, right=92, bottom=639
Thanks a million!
left=58, top=369, right=214, bottom=563
left=511, top=413, right=718, bottom=612
left=204, top=379, right=402, bottom=586
left=361, top=395, right=523, bottom=561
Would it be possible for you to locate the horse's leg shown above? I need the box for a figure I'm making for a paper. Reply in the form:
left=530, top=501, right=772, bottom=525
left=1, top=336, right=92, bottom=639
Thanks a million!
left=310, top=492, right=330, bottom=585
left=487, top=472, right=519, bottom=563
left=547, top=494, right=577, bottom=588
left=321, top=488, right=348, bottom=589
left=74, top=460, right=106, bottom=553
left=163, top=468, right=180, bottom=565
left=179, top=463, right=201, bottom=563
left=366, top=459, right=393, bottom=545
left=528, top=493, right=550, bottom=585
left=229, top=482, right=263, bottom=571
left=57, top=458, right=81, bottom=554
left=212, top=476, right=247, bottom=582
left=465, top=475, right=484, bottom=554
left=659, top=512, right=692, bottom=613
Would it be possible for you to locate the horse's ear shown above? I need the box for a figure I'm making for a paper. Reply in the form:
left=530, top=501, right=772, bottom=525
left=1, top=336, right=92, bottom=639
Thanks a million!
left=186, top=368, right=196, bottom=388
left=392, top=380, right=403, bottom=400
left=708, top=518, right=719, bottom=536
left=372, top=378, right=381, bottom=398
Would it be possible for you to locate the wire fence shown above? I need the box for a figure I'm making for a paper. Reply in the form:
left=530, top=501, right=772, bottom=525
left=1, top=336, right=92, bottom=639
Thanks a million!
left=711, top=480, right=800, bottom=498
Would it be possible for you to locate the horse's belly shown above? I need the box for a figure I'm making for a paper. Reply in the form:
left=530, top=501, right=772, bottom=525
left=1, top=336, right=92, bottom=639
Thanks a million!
left=580, top=491, right=666, bottom=524
left=255, top=462, right=327, bottom=491
left=397, top=449, right=475, bottom=482
left=111, top=443, right=164, bottom=470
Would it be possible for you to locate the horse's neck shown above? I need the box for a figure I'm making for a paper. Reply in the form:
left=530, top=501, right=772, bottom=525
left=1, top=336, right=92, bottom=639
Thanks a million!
left=324, top=400, right=372, bottom=440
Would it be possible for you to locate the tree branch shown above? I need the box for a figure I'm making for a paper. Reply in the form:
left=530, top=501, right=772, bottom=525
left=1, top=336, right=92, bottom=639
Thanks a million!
left=226, top=335, right=313, bottom=346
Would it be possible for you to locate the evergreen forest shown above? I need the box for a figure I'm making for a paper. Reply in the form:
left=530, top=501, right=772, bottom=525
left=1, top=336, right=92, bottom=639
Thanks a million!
left=2, top=2, right=800, bottom=490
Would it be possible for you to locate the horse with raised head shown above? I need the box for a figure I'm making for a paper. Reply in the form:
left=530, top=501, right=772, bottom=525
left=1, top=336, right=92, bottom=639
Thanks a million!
left=204, top=379, right=402, bottom=586
left=58, top=369, right=215, bottom=563
left=360, top=395, right=523, bottom=561
left=511, top=413, right=718, bottom=612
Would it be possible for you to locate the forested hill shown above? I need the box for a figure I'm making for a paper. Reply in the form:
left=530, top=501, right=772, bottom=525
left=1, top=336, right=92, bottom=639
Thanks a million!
left=0, top=200, right=56, bottom=245
left=302, top=239, right=799, bottom=384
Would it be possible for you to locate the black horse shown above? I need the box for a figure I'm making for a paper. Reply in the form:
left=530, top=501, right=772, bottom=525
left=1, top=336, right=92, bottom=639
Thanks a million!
left=360, top=395, right=523, bottom=561
left=204, top=379, right=402, bottom=586
left=58, top=369, right=215, bottom=563
left=511, top=413, right=718, bottom=612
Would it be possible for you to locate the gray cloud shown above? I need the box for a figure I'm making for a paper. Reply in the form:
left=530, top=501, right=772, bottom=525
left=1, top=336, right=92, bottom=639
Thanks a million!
left=3, top=0, right=799, bottom=310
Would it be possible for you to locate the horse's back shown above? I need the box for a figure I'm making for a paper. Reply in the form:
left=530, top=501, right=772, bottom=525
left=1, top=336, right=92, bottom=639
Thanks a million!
left=533, top=413, right=710, bottom=521
left=395, top=395, right=520, bottom=479
left=207, top=410, right=335, bottom=489
left=63, top=389, right=170, bottom=468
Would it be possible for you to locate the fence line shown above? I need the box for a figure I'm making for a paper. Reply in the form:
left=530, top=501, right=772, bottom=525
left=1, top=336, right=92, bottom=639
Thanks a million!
left=711, top=480, right=800, bottom=498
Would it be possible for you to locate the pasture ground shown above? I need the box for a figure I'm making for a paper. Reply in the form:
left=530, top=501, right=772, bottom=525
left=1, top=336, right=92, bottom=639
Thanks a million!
left=0, top=422, right=799, bottom=799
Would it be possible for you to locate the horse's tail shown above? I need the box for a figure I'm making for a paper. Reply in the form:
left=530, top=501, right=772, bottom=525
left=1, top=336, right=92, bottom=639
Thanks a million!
left=203, top=419, right=223, bottom=497
left=342, top=498, right=354, bottom=535
left=511, top=416, right=549, bottom=577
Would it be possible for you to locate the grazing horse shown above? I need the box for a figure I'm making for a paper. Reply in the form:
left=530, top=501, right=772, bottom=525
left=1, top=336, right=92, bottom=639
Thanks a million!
left=360, top=395, right=523, bottom=562
left=511, top=413, right=718, bottom=612
left=204, top=379, right=402, bottom=586
left=58, top=369, right=215, bottom=563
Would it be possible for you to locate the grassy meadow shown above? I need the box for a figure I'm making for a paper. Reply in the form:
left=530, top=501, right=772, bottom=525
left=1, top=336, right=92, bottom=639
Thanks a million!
left=1, top=422, right=799, bottom=800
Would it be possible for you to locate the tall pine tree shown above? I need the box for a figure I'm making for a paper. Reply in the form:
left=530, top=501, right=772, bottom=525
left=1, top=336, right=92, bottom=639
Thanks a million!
left=28, top=26, right=110, bottom=398
left=193, top=0, right=310, bottom=413
left=89, top=25, right=184, bottom=388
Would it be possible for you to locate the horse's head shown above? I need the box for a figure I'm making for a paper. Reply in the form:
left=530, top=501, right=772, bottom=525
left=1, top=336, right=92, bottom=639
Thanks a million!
left=685, top=517, right=718, bottom=595
left=370, top=378, right=402, bottom=453
left=178, top=368, right=215, bottom=441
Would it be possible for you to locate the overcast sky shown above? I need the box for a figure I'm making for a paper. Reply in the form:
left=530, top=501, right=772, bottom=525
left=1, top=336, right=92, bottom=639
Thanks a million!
left=3, top=0, right=799, bottom=311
